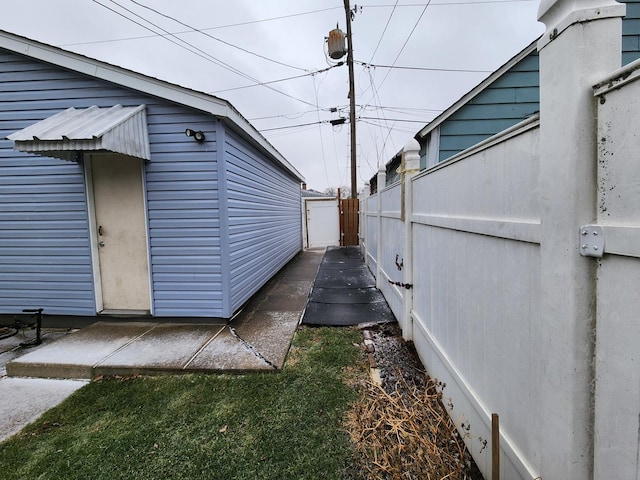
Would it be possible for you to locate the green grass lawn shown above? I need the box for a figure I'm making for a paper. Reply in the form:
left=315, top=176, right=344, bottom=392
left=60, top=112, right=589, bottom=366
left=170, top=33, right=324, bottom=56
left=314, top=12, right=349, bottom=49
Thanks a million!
left=0, top=327, right=364, bottom=480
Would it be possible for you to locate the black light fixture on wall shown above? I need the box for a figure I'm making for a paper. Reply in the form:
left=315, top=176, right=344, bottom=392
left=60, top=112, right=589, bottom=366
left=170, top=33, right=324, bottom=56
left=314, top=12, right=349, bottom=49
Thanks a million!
left=185, top=128, right=205, bottom=143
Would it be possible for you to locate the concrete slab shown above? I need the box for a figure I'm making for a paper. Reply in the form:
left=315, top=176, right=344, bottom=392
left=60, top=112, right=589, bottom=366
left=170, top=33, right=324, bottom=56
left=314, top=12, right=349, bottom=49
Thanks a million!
left=269, top=278, right=314, bottom=293
left=94, top=324, right=225, bottom=377
left=0, top=377, right=86, bottom=443
left=232, top=311, right=300, bottom=368
left=6, top=322, right=155, bottom=379
left=185, top=327, right=271, bottom=372
left=251, top=293, right=307, bottom=312
left=0, top=329, right=71, bottom=377
left=5, top=250, right=323, bottom=379
left=277, top=253, right=323, bottom=280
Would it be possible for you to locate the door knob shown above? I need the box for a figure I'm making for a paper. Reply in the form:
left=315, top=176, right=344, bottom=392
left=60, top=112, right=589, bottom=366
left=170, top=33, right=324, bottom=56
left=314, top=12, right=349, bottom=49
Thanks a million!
left=98, top=241, right=105, bottom=247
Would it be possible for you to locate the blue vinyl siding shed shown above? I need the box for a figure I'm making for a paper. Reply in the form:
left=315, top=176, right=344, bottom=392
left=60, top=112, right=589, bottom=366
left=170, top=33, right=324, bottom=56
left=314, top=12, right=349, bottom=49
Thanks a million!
left=223, top=128, right=303, bottom=313
left=0, top=30, right=303, bottom=320
left=417, top=1, right=640, bottom=167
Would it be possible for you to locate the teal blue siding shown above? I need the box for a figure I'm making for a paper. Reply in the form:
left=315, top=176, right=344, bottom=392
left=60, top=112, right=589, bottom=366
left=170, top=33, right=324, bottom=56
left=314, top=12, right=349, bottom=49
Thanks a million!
left=224, top=129, right=302, bottom=313
left=623, top=0, right=640, bottom=65
left=428, top=3, right=640, bottom=165
left=438, top=50, right=539, bottom=162
left=419, top=142, right=428, bottom=171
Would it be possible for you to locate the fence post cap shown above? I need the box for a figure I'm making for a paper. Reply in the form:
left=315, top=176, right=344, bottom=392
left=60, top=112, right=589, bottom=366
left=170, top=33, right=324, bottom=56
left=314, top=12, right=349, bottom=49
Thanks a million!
left=403, top=138, right=420, bottom=155
left=538, top=0, right=625, bottom=46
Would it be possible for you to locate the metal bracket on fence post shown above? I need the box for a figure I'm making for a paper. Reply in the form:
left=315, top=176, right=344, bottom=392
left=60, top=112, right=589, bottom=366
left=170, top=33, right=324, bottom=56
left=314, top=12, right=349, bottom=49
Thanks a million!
left=579, top=225, right=604, bottom=258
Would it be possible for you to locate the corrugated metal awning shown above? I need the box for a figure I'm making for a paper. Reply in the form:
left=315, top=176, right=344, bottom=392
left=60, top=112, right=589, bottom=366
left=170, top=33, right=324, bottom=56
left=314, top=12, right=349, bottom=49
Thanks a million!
left=6, top=104, right=150, bottom=161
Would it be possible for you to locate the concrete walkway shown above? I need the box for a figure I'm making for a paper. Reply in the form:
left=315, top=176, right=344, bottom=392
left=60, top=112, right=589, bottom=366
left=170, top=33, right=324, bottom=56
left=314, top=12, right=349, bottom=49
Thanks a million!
left=0, top=250, right=324, bottom=442
left=5, top=249, right=323, bottom=380
left=0, top=329, right=87, bottom=442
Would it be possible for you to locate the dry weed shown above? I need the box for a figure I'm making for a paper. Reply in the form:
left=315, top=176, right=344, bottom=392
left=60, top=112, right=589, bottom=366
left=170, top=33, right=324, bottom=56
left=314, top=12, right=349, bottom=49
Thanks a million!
left=346, top=370, right=479, bottom=480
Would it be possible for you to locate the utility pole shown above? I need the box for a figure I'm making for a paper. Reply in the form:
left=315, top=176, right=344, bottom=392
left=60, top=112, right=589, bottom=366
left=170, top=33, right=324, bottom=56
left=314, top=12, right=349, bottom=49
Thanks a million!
left=344, top=0, right=357, bottom=198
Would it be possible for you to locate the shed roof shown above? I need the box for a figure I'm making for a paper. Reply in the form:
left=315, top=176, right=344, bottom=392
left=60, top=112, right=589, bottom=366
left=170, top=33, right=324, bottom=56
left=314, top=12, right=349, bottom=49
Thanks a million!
left=301, top=189, right=333, bottom=198
left=0, top=29, right=304, bottom=181
left=7, top=104, right=150, bottom=161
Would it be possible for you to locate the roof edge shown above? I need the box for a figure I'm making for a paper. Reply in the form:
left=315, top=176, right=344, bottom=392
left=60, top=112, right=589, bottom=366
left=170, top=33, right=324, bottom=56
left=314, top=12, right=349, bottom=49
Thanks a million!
left=416, top=37, right=541, bottom=140
left=0, top=29, right=304, bottom=182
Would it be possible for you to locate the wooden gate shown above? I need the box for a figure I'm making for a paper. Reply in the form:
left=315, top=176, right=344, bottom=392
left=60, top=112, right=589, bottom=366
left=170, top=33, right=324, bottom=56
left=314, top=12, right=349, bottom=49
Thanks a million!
left=339, top=198, right=359, bottom=246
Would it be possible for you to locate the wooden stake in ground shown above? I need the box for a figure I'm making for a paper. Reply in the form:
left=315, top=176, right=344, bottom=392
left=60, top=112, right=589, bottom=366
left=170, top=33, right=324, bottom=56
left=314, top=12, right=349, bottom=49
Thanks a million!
left=492, top=413, right=500, bottom=480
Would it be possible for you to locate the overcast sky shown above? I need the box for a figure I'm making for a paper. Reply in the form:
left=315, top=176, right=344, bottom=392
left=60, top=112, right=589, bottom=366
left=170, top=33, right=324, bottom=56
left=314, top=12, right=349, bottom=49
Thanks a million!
left=0, top=0, right=544, bottom=193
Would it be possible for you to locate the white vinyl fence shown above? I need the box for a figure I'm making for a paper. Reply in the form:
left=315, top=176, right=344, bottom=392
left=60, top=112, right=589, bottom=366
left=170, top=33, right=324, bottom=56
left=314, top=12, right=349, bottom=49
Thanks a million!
left=360, top=3, right=639, bottom=479
left=592, top=60, right=640, bottom=480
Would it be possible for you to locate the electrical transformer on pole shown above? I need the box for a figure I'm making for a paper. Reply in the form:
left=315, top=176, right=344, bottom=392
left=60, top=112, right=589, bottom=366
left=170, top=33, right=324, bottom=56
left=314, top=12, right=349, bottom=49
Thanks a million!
left=326, top=2, right=357, bottom=199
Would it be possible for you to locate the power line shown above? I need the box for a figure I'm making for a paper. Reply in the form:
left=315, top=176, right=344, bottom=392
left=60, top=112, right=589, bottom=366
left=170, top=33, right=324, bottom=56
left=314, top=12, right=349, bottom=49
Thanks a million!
left=312, top=73, right=332, bottom=191
left=362, top=64, right=394, bottom=167
left=260, top=115, right=428, bottom=134
left=128, top=0, right=309, bottom=72
left=208, top=63, right=343, bottom=94
left=260, top=120, right=326, bottom=132
left=359, top=119, right=418, bottom=134
left=91, top=0, right=319, bottom=108
left=249, top=104, right=443, bottom=122
left=248, top=108, right=328, bottom=121
left=357, top=116, right=430, bottom=123
left=357, top=0, right=432, bottom=141
left=359, top=0, right=401, bottom=169
left=264, top=124, right=322, bottom=138
left=60, top=6, right=342, bottom=47
left=361, top=0, right=536, bottom=6
left=355, top=0, right=528, bottom=167
left=359, top=105, right=443, bottom=117
left=92, top=0, right=250, bottom=77
left=355, top=60, right=491, bottom=73
left=372, top=0, right=433, bottom=95
left=368, top=0, right=398, bottom=64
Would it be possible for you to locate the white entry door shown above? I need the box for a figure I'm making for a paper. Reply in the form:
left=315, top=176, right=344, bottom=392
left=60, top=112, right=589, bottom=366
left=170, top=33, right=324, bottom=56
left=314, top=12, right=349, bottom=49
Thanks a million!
left=89, top=154, right=151, bottom=314
left=305, top=199, right=339, bottom=248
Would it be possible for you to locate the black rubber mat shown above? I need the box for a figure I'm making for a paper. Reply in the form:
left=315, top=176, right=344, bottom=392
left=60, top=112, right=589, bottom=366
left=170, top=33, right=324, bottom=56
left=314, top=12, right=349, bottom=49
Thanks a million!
left=322, top=246, right=361, bottom=260
left=302, top=301, right=396, bottom=326
left=320, top=259, right=366, bottom=269
left=301, top=246, right=397, bottom=326
left=309, top=287, right=385, bottom=304
left=313, top=267, right=376, bottom=289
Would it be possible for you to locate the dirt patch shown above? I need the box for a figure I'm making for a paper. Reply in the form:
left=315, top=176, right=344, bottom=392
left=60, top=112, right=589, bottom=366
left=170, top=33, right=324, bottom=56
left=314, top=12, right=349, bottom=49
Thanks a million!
left=346, top=322, right=484, bottom=480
